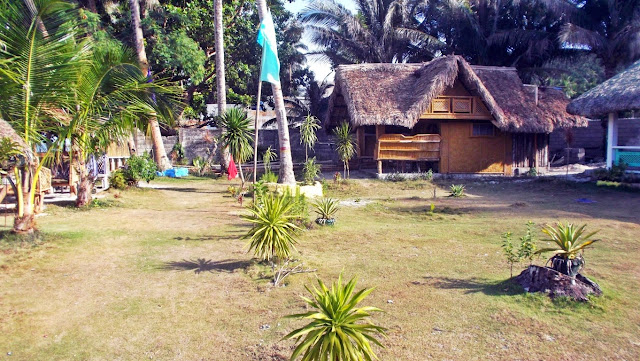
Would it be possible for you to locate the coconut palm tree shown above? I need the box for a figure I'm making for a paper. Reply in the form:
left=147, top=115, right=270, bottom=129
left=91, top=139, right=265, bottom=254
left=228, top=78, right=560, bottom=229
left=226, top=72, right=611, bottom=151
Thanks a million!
left=218, top=108, right=253, bottom=188
left=551, top=0, right=640, bottom=77
left=59, top=44, right=181, bottom=207
left=0, top=0, right=85, bottom=233
left=129, top=0, right=172, bottom=171
left=300, top=0, right=442, bottom=66
left=255, top=0, right=304, bottom=185
left=213, top=0, right=231, bottom=171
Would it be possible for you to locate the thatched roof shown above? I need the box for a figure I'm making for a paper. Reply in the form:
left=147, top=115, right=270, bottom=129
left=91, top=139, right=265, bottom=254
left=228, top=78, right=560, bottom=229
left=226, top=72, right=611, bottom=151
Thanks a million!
left=326, top=55, right=585, bottom=133
left=567, top=60, right=640, bottom=118
left=0, top=118, right=28, bottom=150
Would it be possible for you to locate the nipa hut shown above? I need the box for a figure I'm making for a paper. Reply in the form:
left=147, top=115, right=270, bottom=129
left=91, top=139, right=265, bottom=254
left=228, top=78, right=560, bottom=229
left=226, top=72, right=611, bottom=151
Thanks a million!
left=326, top=55, right=586, bottom=175
left=567, top=60, right=640, bottom=170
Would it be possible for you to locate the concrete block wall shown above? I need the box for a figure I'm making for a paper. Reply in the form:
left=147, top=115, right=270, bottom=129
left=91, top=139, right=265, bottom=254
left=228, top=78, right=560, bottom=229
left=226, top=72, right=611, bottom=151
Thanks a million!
left=550, top=120, right=605, bottom=161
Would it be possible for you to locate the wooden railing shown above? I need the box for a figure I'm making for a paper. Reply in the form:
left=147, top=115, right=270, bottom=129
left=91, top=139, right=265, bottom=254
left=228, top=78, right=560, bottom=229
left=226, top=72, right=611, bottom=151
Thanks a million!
left=376, top=134, right=441, bottom=161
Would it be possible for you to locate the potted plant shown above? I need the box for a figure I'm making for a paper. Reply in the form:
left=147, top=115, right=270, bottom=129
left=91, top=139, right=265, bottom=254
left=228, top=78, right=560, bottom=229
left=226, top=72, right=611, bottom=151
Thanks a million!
left=313, top=197, right=339, bottom=225
left=535, top=223, right=600, bottom=277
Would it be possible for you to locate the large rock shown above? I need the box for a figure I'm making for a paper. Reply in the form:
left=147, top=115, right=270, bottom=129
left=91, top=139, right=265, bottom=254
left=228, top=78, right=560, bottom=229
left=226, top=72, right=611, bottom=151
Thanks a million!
left=514, top=265, right=602, bottom=301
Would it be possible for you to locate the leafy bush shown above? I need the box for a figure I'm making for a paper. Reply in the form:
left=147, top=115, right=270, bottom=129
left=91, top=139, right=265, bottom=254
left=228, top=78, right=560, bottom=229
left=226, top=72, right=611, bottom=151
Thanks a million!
left=527, top=167, right=538, bottom=177
left=419, top=169, right=434, bottom=181
left=386, top=172, right=406, bottom=182
left=192, top=156, right=208, bottom=176
left=303, top=157, right=321, bottom=185
left=501, top=221, right=539, bottom=278
left=594, top=161, right=627, bottom=182
left=260, top=171, right=278, bottom=183
left=313, top=198, right=339, bottom=220
left=171, top=142, right=186, bottom=165
left=108, top=169, right=128, bottom=190
left=284, top=274, right=386, bottom=361
left=123, top=153, right=157, bottom=186
left=450, top=184, right=465, bottom=197
left=282, top=188, right=309, bottom=224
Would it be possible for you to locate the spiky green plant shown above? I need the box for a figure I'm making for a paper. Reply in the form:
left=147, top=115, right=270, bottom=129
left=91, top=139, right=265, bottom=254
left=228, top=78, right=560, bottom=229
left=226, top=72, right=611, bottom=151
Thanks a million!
left=536, top=223, right=599, bottom=260
left=303, top=157, right=321, bottom=185
left=219, top=107, right=254, bottom=186
left=263, top=146, right=278, bottom=173
left=300, top=113, right=321, bottom=161
left=242, top=193, right=300, bottom=262
left=313, top=198, right=339, bottom=220
left=284, top=274, right=386, bottom=361
left=449, top=184, right=465, bottom=197
left=333, top=122, right=356, bottom=179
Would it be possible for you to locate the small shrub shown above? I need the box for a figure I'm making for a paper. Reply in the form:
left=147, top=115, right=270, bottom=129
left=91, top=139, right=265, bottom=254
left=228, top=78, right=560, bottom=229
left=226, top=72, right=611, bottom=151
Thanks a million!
left=108, top=169, right=127, bottom=190
left=518, top=221, right=537, bottom=264
left=333, top=172, right=342, bottom=183
left=313, top=198, right=339, bottom=221
left=449, top=184, right=465, bottom=197
left=262, top=146, right=277, bottom=173
left=419, top=169, right=434, bottom=181
left=426, top=202, right=436, bottom=216
left=123, top=153, right=157, bottom=186
left=192, top=156, right=208, bottom=176
left=501, top=232, right=520, bottom=278
left=303, top=157, right=321, bottom=185
left=527, top=167, right=538, bottom=177
left=250, top=181, right=268, bottom=203
left=284, top=274, right=386, bottom=361
left=170, top=142, right=186, bottom=165
left=386, top=172, right=406, bottom=182
left=282, top=188, right=309, bottom=224
left=594, top=161, right=627, bottom=182
left=227, top=185, right=238, bottom=198
left=260, top=171, right=278, bottom=183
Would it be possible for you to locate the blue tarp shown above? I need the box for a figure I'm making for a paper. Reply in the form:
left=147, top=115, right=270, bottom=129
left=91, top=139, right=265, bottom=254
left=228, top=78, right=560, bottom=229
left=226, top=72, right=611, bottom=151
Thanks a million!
left=156, top=168, right=189, bottom=178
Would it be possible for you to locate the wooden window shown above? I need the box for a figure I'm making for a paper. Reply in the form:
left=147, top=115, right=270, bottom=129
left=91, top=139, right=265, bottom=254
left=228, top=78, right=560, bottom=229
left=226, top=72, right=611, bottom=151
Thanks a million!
left=431, top=98, right=450, bottom=112
left=452, top=98, right=472, bottom=113
left=471, top=123, right=496, bottom=137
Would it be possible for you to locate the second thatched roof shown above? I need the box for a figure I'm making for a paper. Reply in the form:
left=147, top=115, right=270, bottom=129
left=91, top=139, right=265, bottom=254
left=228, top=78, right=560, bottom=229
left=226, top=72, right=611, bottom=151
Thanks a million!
left=567, top=60, right=640, bottom=118
left=326, top=55, right=585, bottom=133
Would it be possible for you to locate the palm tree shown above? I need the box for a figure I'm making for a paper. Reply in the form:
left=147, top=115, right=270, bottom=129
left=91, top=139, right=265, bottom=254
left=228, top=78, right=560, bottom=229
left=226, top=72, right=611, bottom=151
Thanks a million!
left=551, top=0, right=640, bottom=76
left=129, top=0, right=172, bottom=171
left=300, top=0, right=441, bottom=66
left=218, top=108, right=253, bottom=188
left=0, top=0, right=85, bottom=233
left=255, top=0, right=301, bottom=185
left=214, top=0, right=231, bottom=171
left=333, top=122, right=356, bottom=179
left=59, top=44, right=181, bottom=207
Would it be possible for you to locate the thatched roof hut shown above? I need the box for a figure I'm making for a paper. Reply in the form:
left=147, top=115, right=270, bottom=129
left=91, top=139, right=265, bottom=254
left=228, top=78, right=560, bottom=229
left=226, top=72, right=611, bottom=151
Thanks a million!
left=0, top=118, right=35, bottom=164
left=567, top=60, right=640, bottom=118
left=327, top=55, right=585, bottom=133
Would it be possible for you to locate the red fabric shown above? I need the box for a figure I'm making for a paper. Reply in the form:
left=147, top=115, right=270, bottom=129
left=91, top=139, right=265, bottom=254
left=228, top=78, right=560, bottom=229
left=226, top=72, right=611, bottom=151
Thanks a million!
left=227, top=157, right=238, bottom=180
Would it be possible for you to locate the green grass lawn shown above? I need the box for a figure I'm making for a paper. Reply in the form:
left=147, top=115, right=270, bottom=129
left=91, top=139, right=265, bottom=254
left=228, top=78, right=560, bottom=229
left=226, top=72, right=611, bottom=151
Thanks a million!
left=1, top=176, right=639, bottom=360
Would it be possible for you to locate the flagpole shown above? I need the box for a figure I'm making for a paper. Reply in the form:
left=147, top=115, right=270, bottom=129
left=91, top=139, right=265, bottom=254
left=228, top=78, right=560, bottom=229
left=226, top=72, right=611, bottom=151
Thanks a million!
left=253, top=40, right=267, bottom=191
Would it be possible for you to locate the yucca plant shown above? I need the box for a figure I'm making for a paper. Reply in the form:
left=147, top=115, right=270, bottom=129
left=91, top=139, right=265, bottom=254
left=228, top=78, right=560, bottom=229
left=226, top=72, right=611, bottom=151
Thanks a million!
left=333, top=122, right=356, bottom=179
left=284, top=274, right=386, bottom=361
left=219, top=107, right=254, bottom=187
left=242, top=193, right=300, bottom=263
left=313, top=198, right=339, bottom=225
left=300, top=113, right=321, bottom=161
left=535, top=223, right=600, bottom=277
left=449, top=184, right=465, bottom=197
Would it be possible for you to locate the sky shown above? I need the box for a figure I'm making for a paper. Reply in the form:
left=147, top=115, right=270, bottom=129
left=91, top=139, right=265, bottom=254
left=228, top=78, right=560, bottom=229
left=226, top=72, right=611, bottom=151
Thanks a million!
left=283, top=0, right=357, bottom=81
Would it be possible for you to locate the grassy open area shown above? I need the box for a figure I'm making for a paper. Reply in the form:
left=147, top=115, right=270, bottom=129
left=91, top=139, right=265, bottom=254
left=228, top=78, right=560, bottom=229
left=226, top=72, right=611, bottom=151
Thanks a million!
left=1, top=176, right=639, bottom=360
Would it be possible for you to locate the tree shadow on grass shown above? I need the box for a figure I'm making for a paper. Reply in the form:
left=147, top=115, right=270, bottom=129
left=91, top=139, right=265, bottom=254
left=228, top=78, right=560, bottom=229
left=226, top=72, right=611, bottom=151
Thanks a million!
left=155, top=187, right=217, bottom=194
left=421, top=276, right=523, bottom=296
left=161, top=258, right=252, bottom=274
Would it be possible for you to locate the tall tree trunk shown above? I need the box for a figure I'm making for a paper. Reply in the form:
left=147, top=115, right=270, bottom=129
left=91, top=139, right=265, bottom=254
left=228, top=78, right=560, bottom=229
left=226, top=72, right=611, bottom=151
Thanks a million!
left=255, top=0, right=296, bottom=185
left=214, top=0, right=231, bottom=170
left=12, top=166, right=36, bottom=234
left=129, top=0, right=172, bottom=171
left=72, top=142, right=93, bottom=207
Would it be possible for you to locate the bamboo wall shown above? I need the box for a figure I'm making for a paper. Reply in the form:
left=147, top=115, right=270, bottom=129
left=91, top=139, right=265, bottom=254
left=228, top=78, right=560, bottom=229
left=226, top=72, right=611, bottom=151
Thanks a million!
left=439, top=122, right=512, bottom=174
left=512, top=133, right=549, bottom=168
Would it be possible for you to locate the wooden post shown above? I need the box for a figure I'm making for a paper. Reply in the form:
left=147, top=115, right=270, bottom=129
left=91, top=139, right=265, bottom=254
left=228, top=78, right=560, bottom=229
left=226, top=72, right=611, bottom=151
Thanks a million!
left=377, top=160, right=382, bottom=175
left=606, top=112, right=618, bottom=169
